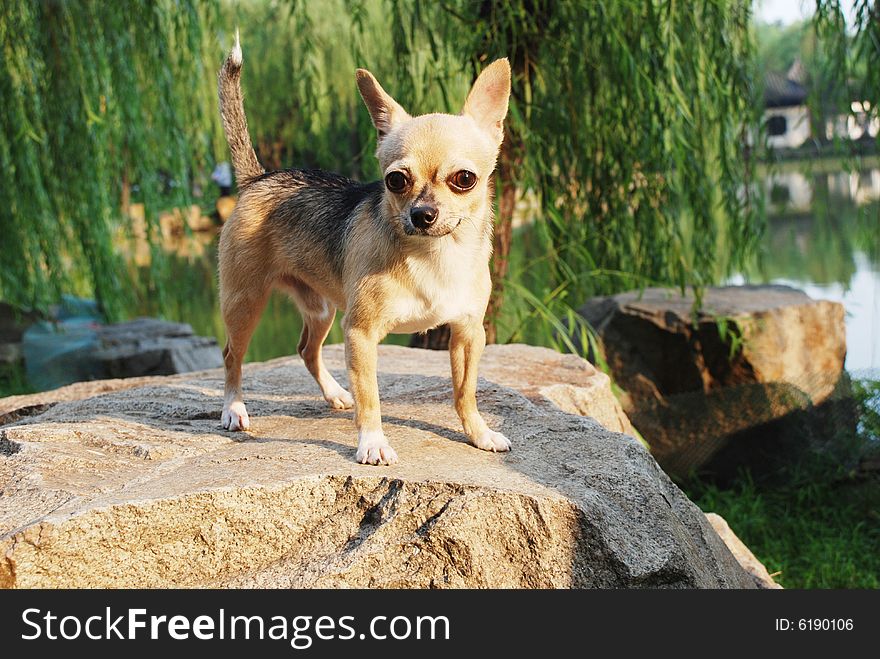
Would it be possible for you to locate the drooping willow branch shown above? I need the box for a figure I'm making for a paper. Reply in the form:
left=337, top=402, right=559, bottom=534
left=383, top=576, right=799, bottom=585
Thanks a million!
left=0, top=0, right=221, bottom=319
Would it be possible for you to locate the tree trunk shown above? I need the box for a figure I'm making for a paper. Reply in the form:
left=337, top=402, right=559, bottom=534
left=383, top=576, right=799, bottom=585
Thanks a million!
left=484, top=133, right=518, bottom=344
left=120, top=167, right=131, bottom=216
left=409, top=324, right=452, bottom=350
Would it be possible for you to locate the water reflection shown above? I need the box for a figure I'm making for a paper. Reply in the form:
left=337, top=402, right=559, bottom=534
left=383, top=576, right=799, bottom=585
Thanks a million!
left=739, top=165, right=879, bottom=373
left=765, top=168, right=880, bottom=215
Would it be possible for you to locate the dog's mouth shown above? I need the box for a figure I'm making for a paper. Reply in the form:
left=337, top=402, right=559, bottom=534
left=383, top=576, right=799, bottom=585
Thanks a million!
left=402, top=217, right=462, bottom=238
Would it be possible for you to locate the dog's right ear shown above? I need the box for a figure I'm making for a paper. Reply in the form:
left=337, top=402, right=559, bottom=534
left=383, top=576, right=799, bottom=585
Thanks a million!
left=356, top=69, right=411, bottom=141
left=462, top=59, right=511, bottom=146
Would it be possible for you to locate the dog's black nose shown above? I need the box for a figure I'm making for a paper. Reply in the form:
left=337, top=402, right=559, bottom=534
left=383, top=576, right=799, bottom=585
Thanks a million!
left=410, top=206, right=438, bottom=229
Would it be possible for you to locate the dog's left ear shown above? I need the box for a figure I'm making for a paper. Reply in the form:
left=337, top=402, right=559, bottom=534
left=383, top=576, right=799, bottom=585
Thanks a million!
left=356, top=69, right=411, bottom=141
left=462, top=58, right=511, bottom=145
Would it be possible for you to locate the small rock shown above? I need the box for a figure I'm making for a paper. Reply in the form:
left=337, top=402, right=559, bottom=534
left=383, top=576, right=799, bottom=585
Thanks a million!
left=705, top=513, right=782, bottom=589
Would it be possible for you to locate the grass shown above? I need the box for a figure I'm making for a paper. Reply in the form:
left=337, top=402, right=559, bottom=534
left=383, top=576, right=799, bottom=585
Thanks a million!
left=686, top=470, right=880, bottom=589
left=681, top=378, right=880, bottom=589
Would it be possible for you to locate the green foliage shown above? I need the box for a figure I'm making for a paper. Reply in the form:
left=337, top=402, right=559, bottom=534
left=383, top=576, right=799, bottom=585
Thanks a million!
left=714, top=315, right=747, bottom=360
left=755, top=19, right=812, bottom=73
left=2, top=0, right=874, bottom=343
left=392, top=1, right=763, bottom=343
left=220, top=0, right=471, bottom=176
left=517, top=1, right=760, bottom=294
left=813, top=1, right=880, bottom=137
left=854, top=378, right=880, bottom=441
left=0, top=361, right=32, bottom=398
left=0, top=0, right=222, bottom=319
left=688, top=471, right=880, bottom=588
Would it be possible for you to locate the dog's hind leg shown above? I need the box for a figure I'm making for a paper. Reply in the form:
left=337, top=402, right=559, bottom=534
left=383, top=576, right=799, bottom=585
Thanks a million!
left=220, top=284, right=270, bottom=431
left=283, top=276, right=353, bottom=410
left=298, top=307, right=354, bottom=410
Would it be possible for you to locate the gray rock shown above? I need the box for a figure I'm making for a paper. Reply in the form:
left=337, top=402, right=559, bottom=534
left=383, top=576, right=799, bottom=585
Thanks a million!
left=93, top=318, right=224, bottom=378
left=0, top=345, right=755, bottom=588
left=21, top=317, right=224, bottom=391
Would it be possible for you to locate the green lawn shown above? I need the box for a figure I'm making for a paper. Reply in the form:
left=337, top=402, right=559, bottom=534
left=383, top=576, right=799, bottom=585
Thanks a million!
left=686, top=471, right=880, bottom=589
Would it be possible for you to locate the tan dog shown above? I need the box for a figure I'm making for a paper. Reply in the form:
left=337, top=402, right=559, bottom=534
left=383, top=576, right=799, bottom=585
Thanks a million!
left=217, top=33, right=511, bottom=465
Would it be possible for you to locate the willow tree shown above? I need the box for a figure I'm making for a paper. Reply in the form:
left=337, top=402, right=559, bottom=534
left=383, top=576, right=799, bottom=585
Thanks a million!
left=0, top=0, right=221, bottom=319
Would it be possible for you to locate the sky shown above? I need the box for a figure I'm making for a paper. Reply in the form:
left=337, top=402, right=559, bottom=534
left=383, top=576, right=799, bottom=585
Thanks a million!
left=755, top=0, right=858, bottom=25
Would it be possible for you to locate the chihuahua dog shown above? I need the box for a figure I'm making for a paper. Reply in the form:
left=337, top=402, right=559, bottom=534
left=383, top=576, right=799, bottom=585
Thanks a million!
left=216, top=32, right=512, bottom=465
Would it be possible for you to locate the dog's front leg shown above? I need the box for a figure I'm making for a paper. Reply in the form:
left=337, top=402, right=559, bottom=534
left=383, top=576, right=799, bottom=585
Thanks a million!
left=449, top=318, right=511, bottom=452
left=345, top=323, right=398, bottom=465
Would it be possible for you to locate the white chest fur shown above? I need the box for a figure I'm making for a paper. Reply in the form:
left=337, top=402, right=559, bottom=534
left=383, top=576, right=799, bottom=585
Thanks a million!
left=387, top=244, right=487, bottom=334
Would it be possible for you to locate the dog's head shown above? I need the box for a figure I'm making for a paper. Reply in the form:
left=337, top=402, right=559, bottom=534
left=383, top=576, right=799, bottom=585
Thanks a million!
left=356, top=60, right=511, bottom=238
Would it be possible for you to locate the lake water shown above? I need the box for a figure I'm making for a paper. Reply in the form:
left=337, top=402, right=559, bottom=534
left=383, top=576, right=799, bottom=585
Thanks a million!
left=735, top=164, right=879, bottom=377
left=123, top=162, right=879, bottom=380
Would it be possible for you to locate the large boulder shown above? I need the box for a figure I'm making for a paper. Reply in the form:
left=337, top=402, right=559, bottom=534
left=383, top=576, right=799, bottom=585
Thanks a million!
left=356, top=344, right=638, bottom=439
left=579, top=285, right=849, bottom=475
left=0, top=344, right=757, bottom=588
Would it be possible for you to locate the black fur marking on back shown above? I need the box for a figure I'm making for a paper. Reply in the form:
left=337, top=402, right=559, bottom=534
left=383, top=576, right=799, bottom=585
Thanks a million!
left=261, top=169, right=384, bottom=276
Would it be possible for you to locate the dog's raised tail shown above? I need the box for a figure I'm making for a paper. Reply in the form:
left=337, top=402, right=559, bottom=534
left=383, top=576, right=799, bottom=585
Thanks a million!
left=218, top=30, right=264, bottom=185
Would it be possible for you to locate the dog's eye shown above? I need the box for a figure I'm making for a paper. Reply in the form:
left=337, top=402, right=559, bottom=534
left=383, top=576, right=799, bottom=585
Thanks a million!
left=385, top=171, right=409, bottom=193
left=449, top=170, right=477, bottom=192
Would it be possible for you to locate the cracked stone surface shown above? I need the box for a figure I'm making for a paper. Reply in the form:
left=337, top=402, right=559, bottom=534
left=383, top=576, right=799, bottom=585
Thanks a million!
left=0, top=344, right=755, bottom=588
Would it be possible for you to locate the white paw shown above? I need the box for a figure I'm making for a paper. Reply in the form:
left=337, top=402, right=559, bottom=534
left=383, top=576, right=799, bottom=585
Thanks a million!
left=324, top=384, right=354, bottom=410
left=221, top=401, right=250, bottom=431
left=356, top=430, right=398, bottom=465
left=471, top=429, right=511, bottom=453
